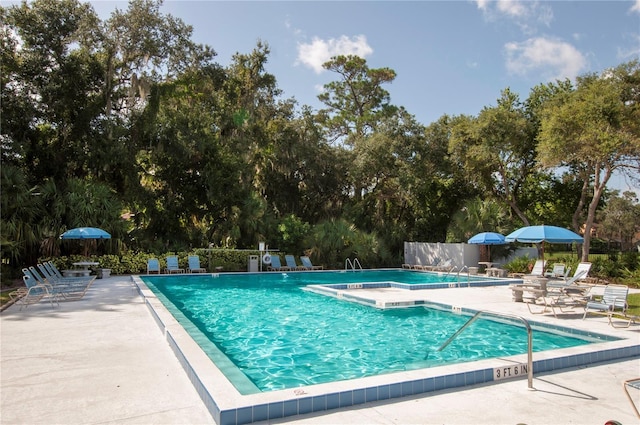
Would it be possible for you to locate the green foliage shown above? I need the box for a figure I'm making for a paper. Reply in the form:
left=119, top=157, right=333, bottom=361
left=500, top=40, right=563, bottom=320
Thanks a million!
left=503, top=256, right=534, bottom=274
left=446, top=198, right=511, bottom=243
left=2, top=0, right=638, bottom=281
left=273, top=215, right=311, bottom=255
left=597, top=191, right=640, bottom=251
left=537, top=61, right=640, bottom=261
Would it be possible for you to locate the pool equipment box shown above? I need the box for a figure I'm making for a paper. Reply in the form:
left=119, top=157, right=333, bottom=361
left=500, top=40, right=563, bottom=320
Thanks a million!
left=493, top=363, right=528, bottom=381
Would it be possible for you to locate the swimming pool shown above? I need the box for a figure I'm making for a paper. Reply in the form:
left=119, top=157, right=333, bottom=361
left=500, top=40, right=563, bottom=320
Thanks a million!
left=134, top=270, right=636, bottom=423
left=143, top=270, right=603, bottom=394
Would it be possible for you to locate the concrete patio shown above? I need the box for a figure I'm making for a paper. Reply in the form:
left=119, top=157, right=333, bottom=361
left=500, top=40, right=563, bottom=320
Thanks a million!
left=1, top=274, right=639, bottom=424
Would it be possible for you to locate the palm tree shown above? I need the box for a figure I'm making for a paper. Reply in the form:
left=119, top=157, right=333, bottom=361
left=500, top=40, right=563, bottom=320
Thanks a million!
left=446, top=198, right=511, bottom=262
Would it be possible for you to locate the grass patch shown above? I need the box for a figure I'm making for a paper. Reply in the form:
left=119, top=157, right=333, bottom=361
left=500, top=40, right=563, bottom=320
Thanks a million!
left=0, top=278, right=24, bottom=308
left=0, top=288, right=16, bottom=307
left=625, top=293, right=640, bottom=316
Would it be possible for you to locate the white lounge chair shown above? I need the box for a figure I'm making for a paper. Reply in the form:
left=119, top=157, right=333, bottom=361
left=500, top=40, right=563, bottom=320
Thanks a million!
left=545, top=263, right=568, bottom=278
left=513, top=259, right=545, bottom=279
left=527, top=271, right=590, bottom=317
left=415, top=258, right=440, bottom=271
left=571, top=262, right=593, bottom=282
left=623, top=378, right=640, bottom=418
left=583, top=284, right=629, bottom=319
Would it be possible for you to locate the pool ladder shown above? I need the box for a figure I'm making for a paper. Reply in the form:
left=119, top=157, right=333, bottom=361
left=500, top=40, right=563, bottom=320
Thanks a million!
left=345, top=258, right=362, bottom=271
left=445, top=266, right=471, bottom=287
left=437, top=310, right=534, bottom=389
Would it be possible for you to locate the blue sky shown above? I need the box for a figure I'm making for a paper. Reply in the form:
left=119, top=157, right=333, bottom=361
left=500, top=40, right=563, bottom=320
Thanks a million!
left=87, top=1, right=640, bottom=122
left=81, top=1, right=640, bottom=195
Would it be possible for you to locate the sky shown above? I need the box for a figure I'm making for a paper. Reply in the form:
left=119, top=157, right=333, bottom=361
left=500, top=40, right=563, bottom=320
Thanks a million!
left=46, top=1, right=640, bottom=196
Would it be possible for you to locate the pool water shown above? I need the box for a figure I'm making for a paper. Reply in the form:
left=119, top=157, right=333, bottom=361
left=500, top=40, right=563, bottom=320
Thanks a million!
left=143, top=271, right=599, bottom=393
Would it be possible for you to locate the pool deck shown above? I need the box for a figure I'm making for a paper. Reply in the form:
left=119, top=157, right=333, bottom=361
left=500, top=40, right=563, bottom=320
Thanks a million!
left=2, top=273, right=639, bottom=424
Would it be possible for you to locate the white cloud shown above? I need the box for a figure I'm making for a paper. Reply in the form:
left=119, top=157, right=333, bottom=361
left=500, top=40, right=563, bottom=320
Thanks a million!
left=504, top=37, right=587, bottom=81
left=475, top=0, right=489, bottom=11
left=296, top=35, right=373, bottom=73
left=617, top=33, right=640, bottom=60
left=475, top=0, right=553, bottom=32
left=631, top=0, right=640, bottom=14
left=496, top=0, right=528, bottom=18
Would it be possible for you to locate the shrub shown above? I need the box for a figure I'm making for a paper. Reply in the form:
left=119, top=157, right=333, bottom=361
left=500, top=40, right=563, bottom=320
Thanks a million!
left=503, top=256, right=533, bottom=274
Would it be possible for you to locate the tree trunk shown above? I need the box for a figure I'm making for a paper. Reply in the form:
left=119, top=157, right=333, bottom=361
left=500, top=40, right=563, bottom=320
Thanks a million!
left=581, top=181, right=608, bottom=262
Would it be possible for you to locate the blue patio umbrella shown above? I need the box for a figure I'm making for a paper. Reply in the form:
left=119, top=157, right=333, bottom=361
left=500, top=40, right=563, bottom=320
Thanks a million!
left=468, top=232, right=506, bottom=245
left=505, top=225, right=583, bottom=262
left=60, top=227, right=111, bottom=239
left=468, top=232, right=506, bottom=262
left=60, top=227, right=111, bottom=256
left=505, top=225, right=583, bottom=244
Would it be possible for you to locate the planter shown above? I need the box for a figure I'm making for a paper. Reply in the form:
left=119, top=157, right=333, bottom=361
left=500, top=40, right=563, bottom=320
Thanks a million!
left=97, top=268, right=111, bottom=279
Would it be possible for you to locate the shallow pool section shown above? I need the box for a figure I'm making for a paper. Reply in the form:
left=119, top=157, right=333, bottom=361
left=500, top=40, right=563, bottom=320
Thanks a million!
left=133, top=271, right=639, bottom=425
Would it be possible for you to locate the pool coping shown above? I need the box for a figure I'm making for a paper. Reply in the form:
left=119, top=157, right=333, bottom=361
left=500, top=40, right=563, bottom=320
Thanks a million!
left=131, top=274, right=640, bottom=425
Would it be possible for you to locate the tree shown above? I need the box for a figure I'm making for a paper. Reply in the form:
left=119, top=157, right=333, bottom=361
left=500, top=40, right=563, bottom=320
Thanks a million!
left=449, top=89, right=539, bottom=226
left=318, top=55, right=396, bottom=145
left=446, top=198, right=510, bottom=242
left=597, top=191, right=640, bottom=251
left=537, top=60, right=640, bottom=261
left=317, top=55, right=398, bottom=210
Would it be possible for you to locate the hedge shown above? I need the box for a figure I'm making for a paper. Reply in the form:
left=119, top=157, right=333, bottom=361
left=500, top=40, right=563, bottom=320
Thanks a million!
left=41, top=249, right=267, bottom=275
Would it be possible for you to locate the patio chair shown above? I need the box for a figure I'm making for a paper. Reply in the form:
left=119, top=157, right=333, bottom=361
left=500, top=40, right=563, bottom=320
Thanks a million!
left=545, top=263, right=567, bottom=278
left=419, top=258, right=441, bottom=271
left=513, top=259, right=546, bottom=280
left=583, top=284, right=629, bottom=319
left=572, top=262, right=595, bottom=282
left=523, top=271, right=591, bottom=317
left=267, top=255, right=291, bottom=271
left=37, top=263, right=94, bottom=287
left=147, top=258, right=161, bottom=274
left=165, top=255, right=185, bottom=274
left=43, top=261, right=92, bottom=283
left=285, top=255, right=304, bottom=270
left=623, top=378, right=640, bottom=418
left=187, top=255, right=206, bottom=273
left=545, top=270, right=589, bottom=293
left=432, top=258, right=453, bottom=272
left=9, top=275, right=58, bottom=310
left=300, top=256, right=323, bottom=270
left=22, top=268, right=88, bottom=301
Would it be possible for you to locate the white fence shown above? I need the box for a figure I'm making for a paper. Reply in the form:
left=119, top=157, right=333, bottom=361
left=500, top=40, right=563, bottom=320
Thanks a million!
left=404, top=242, right=537, bottom=268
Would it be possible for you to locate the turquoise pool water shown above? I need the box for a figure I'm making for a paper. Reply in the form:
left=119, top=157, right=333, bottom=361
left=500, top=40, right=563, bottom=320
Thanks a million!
left=142, top=270, right=606, bottom=393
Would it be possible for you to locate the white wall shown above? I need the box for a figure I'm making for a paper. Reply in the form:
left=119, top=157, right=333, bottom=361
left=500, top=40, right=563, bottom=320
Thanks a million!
left=404, top=242, right=479, bottom=268
left=404, top=242, right=538, bottom=268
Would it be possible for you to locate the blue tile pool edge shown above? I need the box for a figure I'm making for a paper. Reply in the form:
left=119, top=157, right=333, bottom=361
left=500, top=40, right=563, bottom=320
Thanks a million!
left=131, top=276, right=640, bottom=425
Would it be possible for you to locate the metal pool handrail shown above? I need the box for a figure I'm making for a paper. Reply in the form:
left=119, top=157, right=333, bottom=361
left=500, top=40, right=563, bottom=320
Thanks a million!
left=437, top=310, right=534, bottom=389
left=457, top=265, right=470, bottom=287
left=345, top=258, right=362, bottom=271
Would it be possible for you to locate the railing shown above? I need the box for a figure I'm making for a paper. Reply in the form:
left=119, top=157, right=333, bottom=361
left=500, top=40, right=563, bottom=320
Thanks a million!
left=437, top=310, right=534, bottom=389
left=345, top=258, right=363, bottom=271
left=444, top=266, right=457, bottom=277
left=457, top=265, right=470, bottom=287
